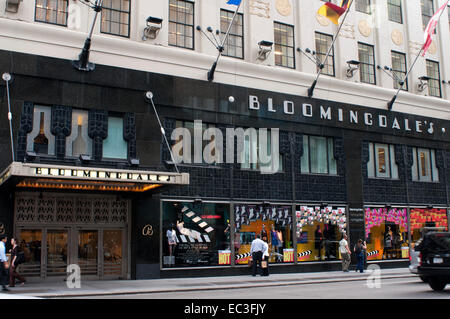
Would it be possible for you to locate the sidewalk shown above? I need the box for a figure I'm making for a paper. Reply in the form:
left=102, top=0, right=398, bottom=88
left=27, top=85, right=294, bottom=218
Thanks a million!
left=0, top=267, right=415, bottom=298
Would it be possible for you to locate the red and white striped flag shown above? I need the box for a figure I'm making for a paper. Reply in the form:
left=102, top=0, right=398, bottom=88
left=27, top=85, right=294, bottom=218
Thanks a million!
left=422, top=0, right=449, bottom=56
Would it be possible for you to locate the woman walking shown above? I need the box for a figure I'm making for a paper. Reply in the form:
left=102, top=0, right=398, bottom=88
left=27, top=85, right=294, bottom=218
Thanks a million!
left=9, top=238, right=26, bottom=287
left=354, top=239, right=366, bottom=273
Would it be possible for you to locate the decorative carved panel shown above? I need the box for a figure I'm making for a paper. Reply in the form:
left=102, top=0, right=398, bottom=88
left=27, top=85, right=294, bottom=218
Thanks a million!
left=15, top=196, right=36, bottom=223
left=56, top=198, right=74, bottom=223
left=75, top=198, right=92, bottom=223
left=15, top=192, right=129, bottom=226
left=36, top=198, right=55, bottom=223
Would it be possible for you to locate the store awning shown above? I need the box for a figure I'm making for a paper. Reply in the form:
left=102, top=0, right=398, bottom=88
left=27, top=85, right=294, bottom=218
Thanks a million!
left=0, top=162, right=189, bottom=193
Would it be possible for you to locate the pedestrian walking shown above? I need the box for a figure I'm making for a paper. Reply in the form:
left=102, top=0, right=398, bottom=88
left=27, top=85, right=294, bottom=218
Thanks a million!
left=339, top=234, right=351, bottom=272
left=0, top=235, right=9, bottom=291
left=354, top=239, right=366, bottom=273
left=261, top=236, right=269, bottom=277
left=9, top=238, right=26, bottom=287
left=250, top=234, right=265, bottom=276
left=362, top=240, right=367, bottom=270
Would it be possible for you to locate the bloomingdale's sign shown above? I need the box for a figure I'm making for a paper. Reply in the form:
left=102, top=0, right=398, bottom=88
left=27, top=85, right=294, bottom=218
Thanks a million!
left=248, top=95, right=446, bottom=137
left=33, top=166, right=171, bottom=182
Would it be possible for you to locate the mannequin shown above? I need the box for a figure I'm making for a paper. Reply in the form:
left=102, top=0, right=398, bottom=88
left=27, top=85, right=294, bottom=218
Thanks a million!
left=276, top=230, right=283, bottom=253
left=323, top=224, right=331, bottom=259
left=224, top=222, right=230, bottom=250
left=260, top=224, right=268, bottom=240
left=270, top=224, right=279, bottom=257
left=383, top=226, right=393, bottom=259
left=166, top=224, right=177, bottom=263
left=314, top=225, right=323, bottom=260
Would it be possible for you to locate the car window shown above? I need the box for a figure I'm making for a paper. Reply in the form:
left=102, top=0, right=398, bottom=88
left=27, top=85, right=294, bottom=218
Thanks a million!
left=422, top=233, right=450, bottom=251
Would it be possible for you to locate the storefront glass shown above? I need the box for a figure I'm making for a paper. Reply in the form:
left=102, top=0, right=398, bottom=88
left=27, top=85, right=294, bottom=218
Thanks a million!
left=18, top=229, right=42, bottom=277
left=162, top=201, right=230, bottom=267
left=295, top=205, right=346, bottom=262
left=234, top=204, right=293, bottom=264
left=103, top=230, right=123, bottom=276
left=46, top=230, right=68, bottom=275
left=365, top=207, right=409, bottom=260
left=78, top=230, right=98, bottom=275
left=410, top=208, right=448, bottom=246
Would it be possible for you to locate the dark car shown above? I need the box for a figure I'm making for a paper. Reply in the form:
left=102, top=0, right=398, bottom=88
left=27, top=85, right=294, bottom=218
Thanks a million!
left=416, top=232, right=450, bottom=291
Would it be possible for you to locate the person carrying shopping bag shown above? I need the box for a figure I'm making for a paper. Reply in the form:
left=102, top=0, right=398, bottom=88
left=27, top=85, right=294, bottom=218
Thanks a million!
left=261, top=236, right=269, bottom=276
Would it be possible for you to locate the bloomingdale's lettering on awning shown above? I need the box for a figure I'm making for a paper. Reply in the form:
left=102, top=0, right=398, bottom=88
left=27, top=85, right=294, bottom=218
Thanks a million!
left=0, top=162, right=189, bottom=193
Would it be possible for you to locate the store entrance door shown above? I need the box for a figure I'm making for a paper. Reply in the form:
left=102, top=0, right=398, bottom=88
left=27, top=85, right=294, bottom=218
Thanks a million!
left=46, top=229, right=69, bottom=276
left=77, top=230, right=99, bottom=276
left=14, top=192, right=129, bottom=281
left=18, top=227, right=125, bottom=280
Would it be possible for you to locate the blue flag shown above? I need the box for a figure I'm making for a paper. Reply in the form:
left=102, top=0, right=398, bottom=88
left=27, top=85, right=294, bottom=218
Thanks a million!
left=227, top=0, right=242, bottom=5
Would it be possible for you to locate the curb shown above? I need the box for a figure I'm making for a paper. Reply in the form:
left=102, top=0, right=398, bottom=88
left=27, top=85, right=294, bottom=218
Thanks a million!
left=26, top=272, right=417, bottom=298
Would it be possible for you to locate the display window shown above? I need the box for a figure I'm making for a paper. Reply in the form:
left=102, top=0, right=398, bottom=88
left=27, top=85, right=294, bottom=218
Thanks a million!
left=162, top=201, right=230, bottom=268
left=234, top=204, right=293, bottom=264
left=295, top=205, right=347, bottom=262
left=410, top=208, right=448, bottom=247
left=365, top=207, right=409, bottom=260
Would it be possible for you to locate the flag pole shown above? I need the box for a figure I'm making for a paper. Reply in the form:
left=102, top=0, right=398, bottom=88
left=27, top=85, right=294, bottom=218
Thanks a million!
left=387, top=0, right=449, bottom=110
left=387, top=47, right=423, bottom=110
left=308, top=0, right=354, bottom=98
left=208, top=0, right=242, bottom=82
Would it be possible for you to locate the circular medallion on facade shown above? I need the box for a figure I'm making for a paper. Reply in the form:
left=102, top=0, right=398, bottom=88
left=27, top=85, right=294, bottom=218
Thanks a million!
left=391, top=29, right=403, bottom=46
left=316, top=12, right=330, bottom=26
left=358, top=20, right=371, bottom=37
left=428, top=41, right=437, bottom=55
left=276, top=0, right=292, bottom=16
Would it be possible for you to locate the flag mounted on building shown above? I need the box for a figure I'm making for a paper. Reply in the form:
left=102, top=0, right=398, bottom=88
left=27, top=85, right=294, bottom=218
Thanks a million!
left=317, top=0, right=352, bottom=25
left=227, top=0, right=242, bottom=5
left=422, top=0, right=449, bottom=56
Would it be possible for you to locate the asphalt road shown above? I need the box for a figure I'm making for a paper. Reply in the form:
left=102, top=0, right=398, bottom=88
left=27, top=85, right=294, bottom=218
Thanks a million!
left=73, top=276, right=450, bottom=299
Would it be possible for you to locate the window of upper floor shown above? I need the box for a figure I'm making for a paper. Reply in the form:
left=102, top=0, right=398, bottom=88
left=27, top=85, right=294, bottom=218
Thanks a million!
left=356, top=0, right=371, bottom=14
left=240, top=129, right=283, bottom=173
left=426, top=59, right=442, bottom=98
left=358, top=42, right=376, bottom=85
left=411, top=147, right=439, bottom=182
left=315, top=32, right=335, bottom=77
left=220, top=9, right=244, bottom=59
left=301, top=135, right=337, bottom=175
left=387, top=0, right=403, bottom=24
left=100, top=0, right=131, bottom=38
left=168, top=0, right=194, bottom=50
left=274, top=22, right=295, bottom=69
left=391, top=51, right=408, bottom=91
left=421, top=0, right=434, bottom=30
left=35, top=0, right=69, bottom=26
left=367, top=142, right=399, bottom=179
left=26, top=105, right=129, bottom=161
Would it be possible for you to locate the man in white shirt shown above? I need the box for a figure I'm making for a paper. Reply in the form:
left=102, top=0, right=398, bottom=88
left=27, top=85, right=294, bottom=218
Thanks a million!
left=0, top=235, right=9, bottom=291
left=250, top=234, right=265, bottom=276
left=339, top=233, right=351, bottom=272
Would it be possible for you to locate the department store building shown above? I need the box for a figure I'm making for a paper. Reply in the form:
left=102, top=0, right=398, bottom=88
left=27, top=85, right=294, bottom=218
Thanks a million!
left=0, top=0, right=449, bottom=280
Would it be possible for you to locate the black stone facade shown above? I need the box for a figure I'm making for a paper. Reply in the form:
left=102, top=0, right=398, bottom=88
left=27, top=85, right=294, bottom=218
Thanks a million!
left=1, top=50, right=450, bottom=278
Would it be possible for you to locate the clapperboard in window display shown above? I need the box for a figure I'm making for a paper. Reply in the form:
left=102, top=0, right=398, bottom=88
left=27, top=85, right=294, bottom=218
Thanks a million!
left=173, top=205, right=216, bottom=265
